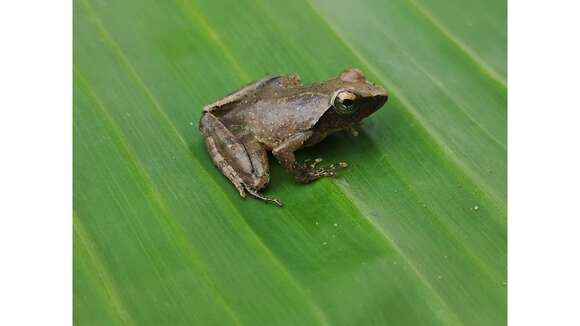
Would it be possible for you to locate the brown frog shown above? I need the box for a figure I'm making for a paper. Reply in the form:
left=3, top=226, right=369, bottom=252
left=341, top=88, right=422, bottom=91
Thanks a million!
left=199, top=68, right=388, bottom=206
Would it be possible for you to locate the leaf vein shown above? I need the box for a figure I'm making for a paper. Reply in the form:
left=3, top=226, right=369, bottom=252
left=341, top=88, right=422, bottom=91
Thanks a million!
left=74, top=212, right=136, bottom=326
left=405, top=0, right=507, bottom=87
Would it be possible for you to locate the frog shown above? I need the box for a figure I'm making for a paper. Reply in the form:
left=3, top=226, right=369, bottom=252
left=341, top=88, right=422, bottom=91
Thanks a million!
left=199, top=68, right=388, bottom=206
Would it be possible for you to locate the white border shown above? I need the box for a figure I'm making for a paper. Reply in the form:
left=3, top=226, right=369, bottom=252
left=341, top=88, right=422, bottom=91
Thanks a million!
left=510, top=0, right=580, bottom=325
left=0, top=1, right=72, bottom=325
left=1, top=0, right=579, bottom=325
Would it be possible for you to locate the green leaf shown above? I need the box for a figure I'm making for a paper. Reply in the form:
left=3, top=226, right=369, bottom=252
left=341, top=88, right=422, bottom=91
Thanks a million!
left=73, top=0, right=506, bottom=324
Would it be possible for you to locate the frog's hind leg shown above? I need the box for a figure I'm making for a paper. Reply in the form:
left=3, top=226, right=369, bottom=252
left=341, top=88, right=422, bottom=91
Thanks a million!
left=200, top=113, right=247, bottom=198
left=200, top=112, right=282, bottom=206
left=239, top=136, right=283, bottom=206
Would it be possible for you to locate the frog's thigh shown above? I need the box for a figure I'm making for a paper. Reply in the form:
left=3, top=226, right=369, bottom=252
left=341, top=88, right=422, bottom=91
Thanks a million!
left=200, top=113, right=251, bottom=197
left=200, top=113, right=269, bottom=194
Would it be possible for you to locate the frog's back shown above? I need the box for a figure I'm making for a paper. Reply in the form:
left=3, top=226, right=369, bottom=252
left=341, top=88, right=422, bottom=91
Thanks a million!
left=203, top=74, right=302, bottom=114
left=217, top=90, right=328, bottom=146
left=208, top=74, right=332, bottom=147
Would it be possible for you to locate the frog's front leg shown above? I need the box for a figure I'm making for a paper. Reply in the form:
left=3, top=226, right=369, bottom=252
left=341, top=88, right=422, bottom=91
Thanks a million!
left=272, top=131, right=346, bottom=183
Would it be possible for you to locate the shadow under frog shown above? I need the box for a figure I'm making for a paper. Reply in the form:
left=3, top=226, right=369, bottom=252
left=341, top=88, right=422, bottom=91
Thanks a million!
left=199, top=68, right=388, bottom=206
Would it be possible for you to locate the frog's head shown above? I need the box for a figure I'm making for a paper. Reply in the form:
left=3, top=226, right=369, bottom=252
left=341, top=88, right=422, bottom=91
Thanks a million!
left=328, top=68, right=388, bottom=123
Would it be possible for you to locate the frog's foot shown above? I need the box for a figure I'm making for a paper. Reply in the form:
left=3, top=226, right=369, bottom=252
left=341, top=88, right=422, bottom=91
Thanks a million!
left=304, top=157, right=325, bottom=169
left=305, top=158, right=348, bottom=170
left=314, top=161, right=349, bottom=178
left=326, top=161, right=349, bottom=171
left=296, top=161, right=349, bottom=183
left=245, top=187, right=283, bottom=207
left=348, top=126, right=360, bottom=137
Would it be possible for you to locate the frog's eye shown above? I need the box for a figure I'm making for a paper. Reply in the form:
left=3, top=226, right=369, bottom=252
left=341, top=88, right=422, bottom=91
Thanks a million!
left=331, top=90, right=358, bottom=114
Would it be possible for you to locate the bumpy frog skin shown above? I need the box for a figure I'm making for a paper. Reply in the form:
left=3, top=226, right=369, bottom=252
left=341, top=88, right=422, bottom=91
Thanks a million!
left=199, top=68, right=388, bottom=206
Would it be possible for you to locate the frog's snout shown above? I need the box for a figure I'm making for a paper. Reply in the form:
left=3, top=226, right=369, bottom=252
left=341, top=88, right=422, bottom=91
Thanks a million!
left=370, top=87, right=389, bottom=107
left=371, top=86, right=388, bottom=98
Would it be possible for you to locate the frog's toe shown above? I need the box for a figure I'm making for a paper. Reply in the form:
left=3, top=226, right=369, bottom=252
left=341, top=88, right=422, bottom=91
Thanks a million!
left=245, top=187, right=283, bottom=207
left=327, top=162, right=349, bottom=171
left=306, top=158, right=324, bottom=169
left=316, top=161, right=348, bottom=175
left=296, top=169, right=335, bottom=183
left=316, top=169, right=337, bottom=177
